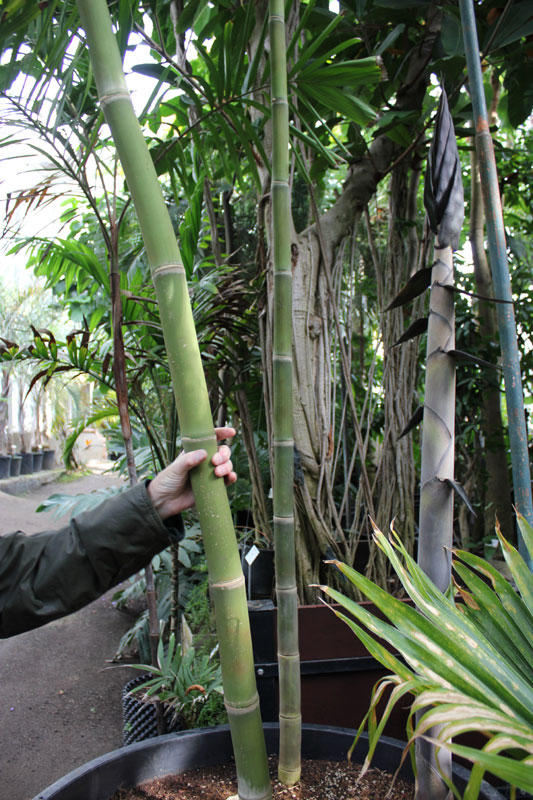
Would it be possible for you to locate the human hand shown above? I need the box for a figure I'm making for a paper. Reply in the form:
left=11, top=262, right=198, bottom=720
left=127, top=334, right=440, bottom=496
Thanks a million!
left=147, top=427, right=236, bottom=520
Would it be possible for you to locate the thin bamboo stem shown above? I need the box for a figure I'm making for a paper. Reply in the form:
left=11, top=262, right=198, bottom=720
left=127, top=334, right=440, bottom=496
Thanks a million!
left=110, top=240, right=165, bottom=733
left=269, top=0, right=301, bottom=786
left=459, top=0, right=533, bottom=568
left=75, top=3, right=271, bottom=797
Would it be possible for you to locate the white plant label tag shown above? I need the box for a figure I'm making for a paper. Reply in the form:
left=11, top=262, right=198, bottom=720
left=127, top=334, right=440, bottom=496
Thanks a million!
left=245, top=545, right=260, bottom=565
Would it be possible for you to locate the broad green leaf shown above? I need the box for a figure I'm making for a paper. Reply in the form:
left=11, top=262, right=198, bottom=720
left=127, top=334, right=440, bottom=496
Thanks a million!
left=496, top=526, right=533, bottom=610
left=423, top=736, right=533, bottom=794
left=298, top=82, right=377, bottom=126
left=454, top=548, right=533, bottom=633
left=453, top=561, right=533, bottom=677
left=515, top=512, right=533, bottom=563
left=288, top=12, right=345, bottom=77
left=297, top=57, right=382, bottom=87
left=329, top=544, right=533, bottom=720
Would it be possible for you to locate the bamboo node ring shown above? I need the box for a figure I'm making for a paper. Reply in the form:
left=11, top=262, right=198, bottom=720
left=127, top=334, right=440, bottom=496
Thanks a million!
left=182, top=434, right=217, bottom=447
left=225, top=694, right=260, bottom=715
left=152, top=263, right=186, bottom=277
left=211, top=575, right=245, bottom=591
left=99, top=90, right=130, bottom=106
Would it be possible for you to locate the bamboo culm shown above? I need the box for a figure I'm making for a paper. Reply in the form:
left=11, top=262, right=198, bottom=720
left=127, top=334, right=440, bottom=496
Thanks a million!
left=75, top=2, right=271, bottom=797
left=269, top=0, right=301, bottom=786
left=417, top=89, right=464, bottom=800
left=459, top=0, right=533, bottom=569
left=416, top=243, right=454, bottom=800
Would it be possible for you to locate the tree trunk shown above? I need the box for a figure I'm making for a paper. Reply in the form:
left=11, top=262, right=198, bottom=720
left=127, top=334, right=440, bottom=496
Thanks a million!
left=372, top=158, right=425, bottom=557
left=110, top=217, right=166, bottom=735
left=0, top=365, right=11, bottom=453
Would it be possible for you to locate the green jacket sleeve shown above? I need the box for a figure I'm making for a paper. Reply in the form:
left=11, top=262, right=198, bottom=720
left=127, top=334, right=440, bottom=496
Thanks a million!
left=0, top=482, right=183, bottom=638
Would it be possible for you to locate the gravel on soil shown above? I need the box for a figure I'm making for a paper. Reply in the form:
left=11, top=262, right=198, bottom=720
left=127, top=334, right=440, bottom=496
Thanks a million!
left=111, top=756, right=415, bottom=800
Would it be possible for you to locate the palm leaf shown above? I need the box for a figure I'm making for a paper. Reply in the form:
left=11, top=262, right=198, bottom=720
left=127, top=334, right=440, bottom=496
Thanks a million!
left=320, top=520, right=533, bottom=795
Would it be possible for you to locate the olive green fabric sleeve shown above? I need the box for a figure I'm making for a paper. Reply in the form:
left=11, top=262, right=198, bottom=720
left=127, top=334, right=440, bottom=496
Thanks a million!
left=0, top=482, right=183, bottom=638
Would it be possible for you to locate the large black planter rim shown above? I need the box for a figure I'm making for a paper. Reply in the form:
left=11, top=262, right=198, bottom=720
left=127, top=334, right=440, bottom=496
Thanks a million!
left=33, top=723, right=505, bottom=800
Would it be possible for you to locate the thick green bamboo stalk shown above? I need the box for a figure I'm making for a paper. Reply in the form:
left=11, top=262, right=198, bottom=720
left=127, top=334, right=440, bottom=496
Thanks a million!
left=459, top=0, right=533, bottom=569
left=269, top=0, right=301, bottom=786
left=75, top=3, right=271, bottom=798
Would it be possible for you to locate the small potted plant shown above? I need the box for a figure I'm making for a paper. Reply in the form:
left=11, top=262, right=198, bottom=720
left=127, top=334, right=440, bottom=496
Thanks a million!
left=122, top=630, right=226, bottom=744
left=9, top=441, right=22, bottom=477
left=0, top=436, right=11, bottom=480
left=41, top=442, right=57, bottom=470
left=32, top=445, right=44, bottom=472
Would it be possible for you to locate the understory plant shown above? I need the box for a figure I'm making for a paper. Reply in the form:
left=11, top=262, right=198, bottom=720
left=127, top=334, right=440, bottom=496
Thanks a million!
left=126, top=631, right=225, bottom=731
left=113, top=536, right=205, bottom=663
left=319, top=514, right=533, bottom=799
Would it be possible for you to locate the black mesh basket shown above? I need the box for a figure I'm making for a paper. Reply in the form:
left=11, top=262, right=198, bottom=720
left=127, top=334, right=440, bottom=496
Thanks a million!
left=122, top=674, right=180, bottom=745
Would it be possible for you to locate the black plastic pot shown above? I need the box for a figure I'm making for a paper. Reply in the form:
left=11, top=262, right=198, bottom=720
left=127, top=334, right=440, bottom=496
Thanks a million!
left=122, top=674, right=180, bottom=745
left=18, top=451, right=34, bottom=475
left=241, top=544, right=275, bottom=599
left=249, top=600, right=413, bottom=738
left=33, top=723, right=505, bottom=800
left=32, top=451, right=44, bottom=471
left=42, top=449, right=56, bottom=469
left=0, top=454, right=11, bottom=479
left=10, top=455, right=22, bottom=477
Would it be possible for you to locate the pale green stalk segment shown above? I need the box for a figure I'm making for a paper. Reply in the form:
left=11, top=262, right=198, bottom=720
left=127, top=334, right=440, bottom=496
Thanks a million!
left=269, top=0, right=301, bottom=785
left=277, top=589, right=299, bottom=650
left=154, top=271, right=217, bottom=433
left=275, top=522, right=297, bottom=589
left=76, top=2, right=271, bottom=797
left=272, top=361, right=293, bottom=440
left=210, top=580, right=260, bottom=706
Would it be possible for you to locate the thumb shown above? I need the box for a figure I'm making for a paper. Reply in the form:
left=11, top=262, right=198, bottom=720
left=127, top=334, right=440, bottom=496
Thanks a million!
left=177, top=448, right=208, bottom=475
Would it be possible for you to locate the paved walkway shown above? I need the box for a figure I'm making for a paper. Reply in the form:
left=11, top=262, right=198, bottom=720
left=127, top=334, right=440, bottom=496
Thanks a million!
left=0, top=467, right=141, bottom=800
